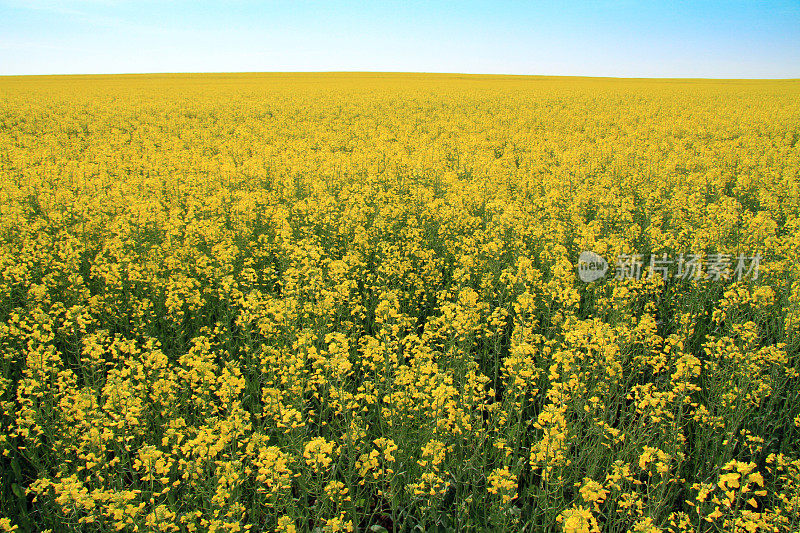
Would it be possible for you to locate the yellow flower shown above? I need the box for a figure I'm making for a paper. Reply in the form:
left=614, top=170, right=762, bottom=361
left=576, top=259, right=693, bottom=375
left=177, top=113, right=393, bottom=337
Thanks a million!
left=487, top=466, right=518, bottom=504
left=275, top=516, right=296, bottom=533
left=578, top=477, right=608, bottom=507
left=556, top=505, right=600, bottom=533
left=304, top=437, right=335, bottom=472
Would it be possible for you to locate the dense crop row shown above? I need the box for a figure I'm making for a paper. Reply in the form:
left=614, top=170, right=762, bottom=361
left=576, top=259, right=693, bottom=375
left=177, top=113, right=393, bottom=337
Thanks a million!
left=1, top=73, right=799, bottom=532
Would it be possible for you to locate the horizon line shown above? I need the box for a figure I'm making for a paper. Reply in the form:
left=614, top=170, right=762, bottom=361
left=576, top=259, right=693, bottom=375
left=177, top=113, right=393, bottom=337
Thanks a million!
left=1, top=71, right=799, bottom=82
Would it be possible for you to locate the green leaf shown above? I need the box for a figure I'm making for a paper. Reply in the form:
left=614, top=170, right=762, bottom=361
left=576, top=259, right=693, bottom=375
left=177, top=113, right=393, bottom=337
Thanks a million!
left=370, top=526, right=389, bottom=533
left=11, top=483, right=24, bottom=499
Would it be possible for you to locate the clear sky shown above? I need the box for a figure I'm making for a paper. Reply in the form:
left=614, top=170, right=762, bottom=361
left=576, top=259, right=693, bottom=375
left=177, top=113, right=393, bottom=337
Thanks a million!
left=1, top=0, right=798, bottom=78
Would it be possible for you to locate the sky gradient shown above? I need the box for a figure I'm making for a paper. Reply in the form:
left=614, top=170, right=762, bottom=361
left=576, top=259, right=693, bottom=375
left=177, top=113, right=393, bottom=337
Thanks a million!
left=1, top=0, right=798, bottom=78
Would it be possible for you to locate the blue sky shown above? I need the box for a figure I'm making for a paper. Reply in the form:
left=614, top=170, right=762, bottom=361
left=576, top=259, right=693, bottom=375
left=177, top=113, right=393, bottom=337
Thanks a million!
left=1, top=1, right=798, bottom=77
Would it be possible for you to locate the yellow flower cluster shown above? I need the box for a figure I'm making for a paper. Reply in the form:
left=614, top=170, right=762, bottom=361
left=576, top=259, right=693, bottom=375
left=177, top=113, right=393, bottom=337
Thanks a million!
left=0, top=73, right=798, bottom=531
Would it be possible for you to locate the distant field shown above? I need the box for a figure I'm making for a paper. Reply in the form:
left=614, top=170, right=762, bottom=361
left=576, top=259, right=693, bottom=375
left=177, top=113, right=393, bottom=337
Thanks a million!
left=1, top=73, right=799, bottom=532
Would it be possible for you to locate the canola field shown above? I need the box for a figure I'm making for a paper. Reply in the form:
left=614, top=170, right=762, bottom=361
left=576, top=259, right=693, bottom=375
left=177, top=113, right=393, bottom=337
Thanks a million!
left=1, top=73, right=800, bottom=532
